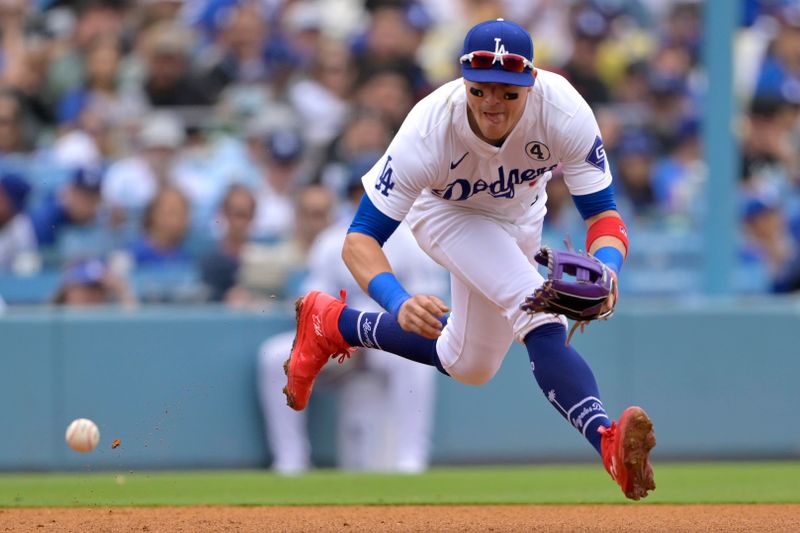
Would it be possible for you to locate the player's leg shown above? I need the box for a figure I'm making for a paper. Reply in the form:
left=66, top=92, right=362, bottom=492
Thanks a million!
left=514, top=229, right=655, bottom=499
left=336, top=306, right=448, bottom=373
left=257, top=331, right=311, bottom=474
left=283, top=207, right=522, bottom=409
left=283, top=287, right=448, bottom=410
left=364, top=347, right=436, bottom=473
left=419, top=212, right=621, bottom=454
left=523, top=323, right=610, bottom=453
left=522, top=318, right=655, bottom=500
left=333, top=209, right=549, bottom=386
left=336, top=229, right=518, bottom=386
left=433, top=273, right=514, bottom=384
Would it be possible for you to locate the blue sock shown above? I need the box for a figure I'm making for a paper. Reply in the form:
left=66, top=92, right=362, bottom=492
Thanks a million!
left=524, top=323, right=610, bottom=455
left=337, top=307, right=450, bottom=375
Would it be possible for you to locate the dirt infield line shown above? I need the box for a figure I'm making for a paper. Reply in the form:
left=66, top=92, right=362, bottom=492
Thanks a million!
left=1, top=504, right=799, bottom=532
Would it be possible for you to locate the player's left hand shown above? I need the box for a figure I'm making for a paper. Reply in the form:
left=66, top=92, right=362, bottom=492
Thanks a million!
left=397, top=295, right=449, bottom=340
left=599, top=269, right=619, bottom=317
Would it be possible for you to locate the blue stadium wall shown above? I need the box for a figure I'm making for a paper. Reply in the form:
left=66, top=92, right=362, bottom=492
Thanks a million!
left=1, top=300, right=799, bottom=471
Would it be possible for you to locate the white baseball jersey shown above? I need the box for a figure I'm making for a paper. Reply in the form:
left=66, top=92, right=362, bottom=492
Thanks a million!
left=361, top=69, right=612, bottom=228
left=357, top=69, right=616, bottom=385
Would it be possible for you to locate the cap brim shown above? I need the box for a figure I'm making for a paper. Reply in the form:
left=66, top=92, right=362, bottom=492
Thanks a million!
left=462, top=67, right=534, bottom=87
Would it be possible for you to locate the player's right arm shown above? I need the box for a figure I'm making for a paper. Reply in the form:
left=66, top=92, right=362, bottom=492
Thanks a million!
left=342, top=104, right=449, bottom=339
left=343, top=195, right=448, bottom=340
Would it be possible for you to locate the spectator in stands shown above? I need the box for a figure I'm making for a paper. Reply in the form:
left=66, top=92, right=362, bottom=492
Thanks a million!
left=30, top=166, right=105, bottom=248
left=239, top=183, right=334, bottom=300
left=53, top=35, right=145, bottom=167
left=741, top=193, right=800, bottom=293
left=353, top=1, right=433, bottom=100
left=128, top=186, right=191, bottom=267
left=645, top=71, right=693, bottom=153
left=287, top=39, right=356, bottom=149
left=753, top=4, right=800, bottom=104
left=250, top=126, right=307, bottom=242
left=42, top=0, right=126, bottom=107
left=52, top=257, right=136, bottom=307
left=612, top=130, right=658, bottom=218
left=102, top=111, right=188, bottom=211
left=0, top=1, right=55, bottom=133
left=0, top=172, right=35, bottom=271
left=355, top=65, right=417, bottom=133
left=561, top=4, right=612, bottom=107
left=102, top=110, right=216, bottom=229
left=198, top=184, right=257, bottom=303
left=613, top=60, right=652, bottom=116
left=198, top=1, right=271, bottom=97
left=275, top=0, right=325, bottom=74
left=0, top=90, right=29, bottom=156
left=741, top=96, right=800, bottom=190
left=652, top=117, right=703, bottom=218
left=139, top=22, right=212, bottom=107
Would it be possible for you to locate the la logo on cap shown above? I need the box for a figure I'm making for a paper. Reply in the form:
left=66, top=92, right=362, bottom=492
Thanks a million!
left=493, top=37, right=508, bottom=56
left=493, top=17, right=509, bottom=56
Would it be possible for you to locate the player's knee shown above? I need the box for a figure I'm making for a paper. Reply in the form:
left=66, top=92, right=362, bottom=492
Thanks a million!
left=448, top=359, right=501, bottom=386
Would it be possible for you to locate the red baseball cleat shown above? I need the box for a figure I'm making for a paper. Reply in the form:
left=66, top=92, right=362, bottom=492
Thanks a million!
left=598, top=406, right=656, bottom=500
left=283, top=290, right=352, bottom=411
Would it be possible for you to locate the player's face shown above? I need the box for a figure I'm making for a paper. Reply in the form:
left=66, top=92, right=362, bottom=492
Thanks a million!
left=464, top=81, right=530, bottom=145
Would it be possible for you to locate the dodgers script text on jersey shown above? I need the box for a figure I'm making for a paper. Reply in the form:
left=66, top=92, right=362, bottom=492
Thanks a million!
left=362, top=70, right=612, bottom=225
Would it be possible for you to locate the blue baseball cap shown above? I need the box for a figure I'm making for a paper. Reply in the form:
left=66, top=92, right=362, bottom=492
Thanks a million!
left=0, top=173, right=31, bottom=214
left=264, top=128, right=304, bottom=163
left=460, top=18, right=535, bottom=87
left=71, top=166, right=103, bottom=193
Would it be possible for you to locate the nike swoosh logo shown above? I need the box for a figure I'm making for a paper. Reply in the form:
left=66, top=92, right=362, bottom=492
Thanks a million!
left=450, top=152, right=469, bottom=169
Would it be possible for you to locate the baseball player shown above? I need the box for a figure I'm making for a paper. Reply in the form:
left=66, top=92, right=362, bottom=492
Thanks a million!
left=259, top=175, right=446, bottom=474
left=283, top=19, right=655, bottom=500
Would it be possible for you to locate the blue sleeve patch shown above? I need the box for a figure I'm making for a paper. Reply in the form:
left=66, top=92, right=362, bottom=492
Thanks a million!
left=585, top=136, right=606, bottom=172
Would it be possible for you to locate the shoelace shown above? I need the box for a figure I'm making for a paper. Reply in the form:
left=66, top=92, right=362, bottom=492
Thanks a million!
left=334, top=347, right=356, bottom=364
left=598, top=421, right=616, bottom=438
left=334, top=288, right=355, bottom=364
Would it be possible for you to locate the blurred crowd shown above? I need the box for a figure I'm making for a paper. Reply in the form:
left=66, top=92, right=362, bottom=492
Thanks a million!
left=0, top=0, right=799, bottom=308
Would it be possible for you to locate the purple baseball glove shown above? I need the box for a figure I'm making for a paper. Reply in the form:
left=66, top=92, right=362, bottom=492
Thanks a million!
left=520, top=246, right=615, bottom=323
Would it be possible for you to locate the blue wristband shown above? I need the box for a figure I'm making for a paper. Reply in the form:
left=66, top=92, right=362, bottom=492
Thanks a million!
left=593, top=246, right=623, bottom=274
left=367, top=272, right=411, bottom=316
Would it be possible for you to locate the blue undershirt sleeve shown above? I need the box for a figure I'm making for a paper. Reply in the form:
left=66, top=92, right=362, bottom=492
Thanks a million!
left=347, top=193, right=402, bottom=247
left=571, top=184, right=618, bottom=220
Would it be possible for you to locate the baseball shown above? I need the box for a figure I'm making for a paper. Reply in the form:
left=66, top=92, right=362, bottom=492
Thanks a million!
left=65, top=418, right=100, bottom=453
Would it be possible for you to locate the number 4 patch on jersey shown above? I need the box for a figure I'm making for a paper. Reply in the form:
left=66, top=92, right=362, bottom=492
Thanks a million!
left=585, top=136, right=606, bottom=172
left=375, top=155, right=395, bottom=196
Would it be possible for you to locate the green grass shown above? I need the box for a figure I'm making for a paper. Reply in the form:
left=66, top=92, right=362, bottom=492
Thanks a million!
left=1, top=462, right=798, bottom=507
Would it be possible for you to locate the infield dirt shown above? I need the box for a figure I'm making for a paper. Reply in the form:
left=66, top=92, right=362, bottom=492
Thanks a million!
left=1, top=504, right=799, bottom=532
